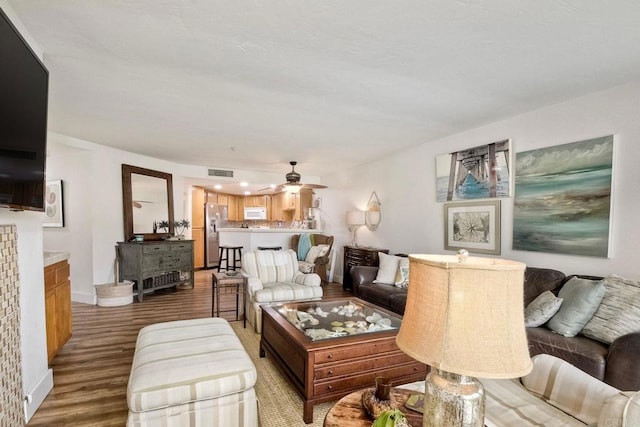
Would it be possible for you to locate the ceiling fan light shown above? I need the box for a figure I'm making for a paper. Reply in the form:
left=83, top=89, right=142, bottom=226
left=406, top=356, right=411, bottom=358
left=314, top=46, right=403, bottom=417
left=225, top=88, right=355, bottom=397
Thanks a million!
left=284, top=183, right=302, bottom=193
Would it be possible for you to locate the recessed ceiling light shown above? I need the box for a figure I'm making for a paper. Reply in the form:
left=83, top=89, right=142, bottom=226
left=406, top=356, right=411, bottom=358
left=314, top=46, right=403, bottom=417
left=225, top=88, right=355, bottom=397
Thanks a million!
left=270, top=184, right=276, bottom=189
left=240, top=181, right=248, bottom=187
left=214, top=184, right=222, bottom=190
left=244, top=191, right=251, bottom=195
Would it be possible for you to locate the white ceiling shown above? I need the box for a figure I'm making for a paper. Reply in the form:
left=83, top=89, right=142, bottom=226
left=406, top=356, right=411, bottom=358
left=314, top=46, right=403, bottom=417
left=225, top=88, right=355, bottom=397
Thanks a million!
left=8, top=1, right=640, bottom=189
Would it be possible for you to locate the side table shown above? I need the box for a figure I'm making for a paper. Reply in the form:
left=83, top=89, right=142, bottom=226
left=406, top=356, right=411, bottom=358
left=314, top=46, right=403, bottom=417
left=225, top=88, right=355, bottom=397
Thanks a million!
left=324, top=388, right=422, bottom=427
left=211, top=271, right=246, bottom=324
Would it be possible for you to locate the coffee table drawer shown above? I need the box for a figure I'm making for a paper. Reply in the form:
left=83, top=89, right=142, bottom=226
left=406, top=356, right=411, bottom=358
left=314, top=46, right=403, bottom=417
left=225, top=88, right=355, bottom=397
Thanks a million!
left=314, top=338, right=399, bottom=365
left=314, top=351, right=418, bottom=380
left=313, top=362, right=426, bottom=397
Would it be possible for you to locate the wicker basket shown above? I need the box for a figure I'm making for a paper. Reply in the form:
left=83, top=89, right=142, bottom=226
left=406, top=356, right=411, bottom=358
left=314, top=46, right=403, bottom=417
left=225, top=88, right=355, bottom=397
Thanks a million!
left=95, top=280, right=134, bottom=307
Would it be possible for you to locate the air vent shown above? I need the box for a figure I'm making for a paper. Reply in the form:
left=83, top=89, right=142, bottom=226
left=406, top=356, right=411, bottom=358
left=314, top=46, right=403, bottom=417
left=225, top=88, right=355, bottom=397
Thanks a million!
left=208, top=168, right=234, bottom=178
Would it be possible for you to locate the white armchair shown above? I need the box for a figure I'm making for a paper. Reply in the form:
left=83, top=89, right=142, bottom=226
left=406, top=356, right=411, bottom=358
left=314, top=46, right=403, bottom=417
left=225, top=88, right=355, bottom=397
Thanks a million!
left=242, top=249, right=323, bottom=333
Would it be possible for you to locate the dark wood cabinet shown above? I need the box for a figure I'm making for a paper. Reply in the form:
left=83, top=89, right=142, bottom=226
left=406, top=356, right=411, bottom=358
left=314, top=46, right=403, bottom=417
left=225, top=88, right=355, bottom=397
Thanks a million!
left=342, top=246, right=388, bottom=291
left=117, top=240, right=194, bottom=302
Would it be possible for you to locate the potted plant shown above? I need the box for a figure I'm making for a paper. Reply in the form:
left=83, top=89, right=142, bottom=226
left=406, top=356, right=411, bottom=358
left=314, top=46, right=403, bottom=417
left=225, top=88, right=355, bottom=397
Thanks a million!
left=157, top=220, right=170, bottom=233
left=173, top=219, right=191, bottom=239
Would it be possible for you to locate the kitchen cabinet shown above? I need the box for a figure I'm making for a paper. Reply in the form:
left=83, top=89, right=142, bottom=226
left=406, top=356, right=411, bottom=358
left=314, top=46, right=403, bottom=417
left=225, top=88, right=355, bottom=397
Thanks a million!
left=216, top=193, right=228, bottom=205
left=280, top=189, right=313, bottom=221
left=295, top=189, right=313, bottom=221
left=245, top=195, right=268, bottom=207
left=192, top=228, right=205, bottom=268
left=228, top=195, right=239, bottom=221
left=283, top=191, right=296, bottom=211
left=45, top=259, right=72, bottom=363
left=192, top=187, right=205, bottom=268
left=271, top=192, right=284, bottom=221
left=342, top=246, right=389, bottom=291
left=117, top=240, right=194, bottom=302
left=192, top=187, right=205, bottom=228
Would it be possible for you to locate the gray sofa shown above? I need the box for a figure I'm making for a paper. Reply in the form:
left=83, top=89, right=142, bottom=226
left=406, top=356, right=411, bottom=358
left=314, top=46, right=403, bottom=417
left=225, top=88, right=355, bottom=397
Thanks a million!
left=351, top=265, right=640, bottom=391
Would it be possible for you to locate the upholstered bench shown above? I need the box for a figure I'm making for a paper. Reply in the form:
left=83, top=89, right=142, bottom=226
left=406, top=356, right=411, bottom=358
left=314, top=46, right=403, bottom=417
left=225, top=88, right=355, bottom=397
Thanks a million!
left=127, top=318, right=258, bottom=427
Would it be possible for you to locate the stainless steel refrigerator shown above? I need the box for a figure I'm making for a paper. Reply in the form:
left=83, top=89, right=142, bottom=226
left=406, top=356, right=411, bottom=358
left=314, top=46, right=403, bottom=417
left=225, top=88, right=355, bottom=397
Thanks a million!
left=205, top=203, right=228, bottom=268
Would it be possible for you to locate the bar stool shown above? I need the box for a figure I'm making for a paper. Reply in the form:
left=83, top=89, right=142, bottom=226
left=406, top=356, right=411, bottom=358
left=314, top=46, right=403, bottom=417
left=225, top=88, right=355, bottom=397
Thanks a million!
left=218, top=246, right=243, bottom=272
left=257, top=246, right=282, bottom=250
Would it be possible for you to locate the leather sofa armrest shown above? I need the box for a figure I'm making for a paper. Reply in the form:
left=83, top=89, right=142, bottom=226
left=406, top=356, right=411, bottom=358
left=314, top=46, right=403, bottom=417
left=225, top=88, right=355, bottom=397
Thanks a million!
left=351, top=266, right=378, bottom=296
left=605, top=332, right=640, bottom=391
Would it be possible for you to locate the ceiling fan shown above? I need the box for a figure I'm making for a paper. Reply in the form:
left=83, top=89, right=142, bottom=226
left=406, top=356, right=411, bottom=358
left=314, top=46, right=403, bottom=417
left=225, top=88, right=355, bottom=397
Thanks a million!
left=132, top=200, right=154, bottom=209
left=259, top=161, right=327, bottom=193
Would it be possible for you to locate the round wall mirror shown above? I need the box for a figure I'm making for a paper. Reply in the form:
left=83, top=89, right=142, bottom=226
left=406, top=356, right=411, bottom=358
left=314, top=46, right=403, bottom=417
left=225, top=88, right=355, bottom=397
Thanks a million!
left=365, top=191, right=382, bottom=230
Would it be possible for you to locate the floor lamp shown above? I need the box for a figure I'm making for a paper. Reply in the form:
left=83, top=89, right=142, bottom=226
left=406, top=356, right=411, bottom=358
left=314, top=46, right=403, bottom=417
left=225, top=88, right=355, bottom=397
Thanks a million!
left=396, top=253, right=532, bottom=427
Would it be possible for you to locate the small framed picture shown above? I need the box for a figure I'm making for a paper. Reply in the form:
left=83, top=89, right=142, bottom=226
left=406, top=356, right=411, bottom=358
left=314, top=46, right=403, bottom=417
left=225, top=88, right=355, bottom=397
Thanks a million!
left=43, top=180, right=64, bottom=227
left=444, top=200, right=500, bottom=255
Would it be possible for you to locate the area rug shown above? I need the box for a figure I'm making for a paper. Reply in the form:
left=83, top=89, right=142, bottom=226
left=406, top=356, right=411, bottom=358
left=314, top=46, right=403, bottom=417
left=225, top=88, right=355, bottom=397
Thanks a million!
left=231, top=322, right=335, bottom=426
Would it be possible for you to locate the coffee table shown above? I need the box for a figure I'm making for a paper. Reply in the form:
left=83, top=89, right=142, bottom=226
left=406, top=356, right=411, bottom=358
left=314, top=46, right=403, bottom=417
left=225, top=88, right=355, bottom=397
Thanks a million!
left=259, top=298, right=428, bottom=424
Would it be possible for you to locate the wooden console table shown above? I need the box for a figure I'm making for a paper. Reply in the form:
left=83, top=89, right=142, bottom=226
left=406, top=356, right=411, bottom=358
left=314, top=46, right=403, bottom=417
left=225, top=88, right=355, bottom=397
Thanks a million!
left=117, top=240, right=194, bottom=302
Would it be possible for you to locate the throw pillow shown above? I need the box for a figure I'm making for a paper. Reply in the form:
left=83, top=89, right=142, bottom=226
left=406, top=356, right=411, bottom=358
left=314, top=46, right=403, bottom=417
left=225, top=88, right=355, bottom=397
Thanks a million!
left=297, top=233, right=313, bottom=261
left=394, top=257, right=409, bottom=288
left=373, top=252, right=401, bottom=285
left=581, top=274, right=640, bottom=344
left=546, top=277, right=605, bottom=337
left=524, top=291, right=563, bottom=327
left=304, top=244, right=330, bottom=264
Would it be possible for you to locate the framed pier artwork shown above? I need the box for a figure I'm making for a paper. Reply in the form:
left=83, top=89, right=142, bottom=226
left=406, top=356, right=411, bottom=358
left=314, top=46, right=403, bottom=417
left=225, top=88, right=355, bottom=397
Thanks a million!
left=513, top=135, right=614, bottom=258
left=436, top=139, right=511, bottom=202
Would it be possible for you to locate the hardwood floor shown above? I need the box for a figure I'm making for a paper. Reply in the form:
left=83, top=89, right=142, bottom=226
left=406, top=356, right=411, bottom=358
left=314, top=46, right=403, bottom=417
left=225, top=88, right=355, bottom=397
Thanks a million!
left=27, top=269, right=350, bottom=426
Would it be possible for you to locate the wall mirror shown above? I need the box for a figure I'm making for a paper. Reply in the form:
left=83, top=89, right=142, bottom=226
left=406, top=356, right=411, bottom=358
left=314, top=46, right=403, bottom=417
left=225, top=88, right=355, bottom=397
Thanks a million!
left=365, top=191, right=382, bottom=230
left=122, top=164, right=174, bottom=241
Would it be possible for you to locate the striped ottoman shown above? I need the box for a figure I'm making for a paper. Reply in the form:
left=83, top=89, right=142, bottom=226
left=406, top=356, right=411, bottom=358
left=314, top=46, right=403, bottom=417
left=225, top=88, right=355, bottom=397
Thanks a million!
left=127, top=318, right=258, bottom=427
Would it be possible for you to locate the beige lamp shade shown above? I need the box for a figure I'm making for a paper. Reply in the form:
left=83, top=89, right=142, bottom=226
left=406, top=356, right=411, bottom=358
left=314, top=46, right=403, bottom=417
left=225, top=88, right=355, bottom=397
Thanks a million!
left=396, top=254, right=532, bottom=379
left=346, top=210, right=365, bottom=227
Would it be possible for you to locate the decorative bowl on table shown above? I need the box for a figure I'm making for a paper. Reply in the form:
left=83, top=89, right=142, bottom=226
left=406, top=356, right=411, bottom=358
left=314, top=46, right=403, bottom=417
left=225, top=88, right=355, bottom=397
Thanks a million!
left=225, top=271, right=239, bottom=276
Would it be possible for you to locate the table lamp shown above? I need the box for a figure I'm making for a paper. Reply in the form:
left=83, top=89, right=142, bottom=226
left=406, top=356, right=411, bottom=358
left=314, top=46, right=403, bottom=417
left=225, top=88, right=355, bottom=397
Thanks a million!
left=396, top=252, right=532, bottom=427
left=346, top=210, right=365, bottom=246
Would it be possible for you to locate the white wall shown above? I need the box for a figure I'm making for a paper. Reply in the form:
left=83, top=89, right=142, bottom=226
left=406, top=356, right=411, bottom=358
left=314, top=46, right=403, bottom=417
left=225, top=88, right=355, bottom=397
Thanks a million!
left=43, top=133, right=187, bottom=303
left=0, top=1, right=53, bottom=420
left=326, top=80, right=640, bottom=282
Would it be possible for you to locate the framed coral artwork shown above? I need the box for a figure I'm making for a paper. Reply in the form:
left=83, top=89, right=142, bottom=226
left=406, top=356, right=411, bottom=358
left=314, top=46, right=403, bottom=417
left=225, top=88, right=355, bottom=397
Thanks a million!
left=444, top=200, right=501, bottom=255
left=43, top=180, right=64, bottom=227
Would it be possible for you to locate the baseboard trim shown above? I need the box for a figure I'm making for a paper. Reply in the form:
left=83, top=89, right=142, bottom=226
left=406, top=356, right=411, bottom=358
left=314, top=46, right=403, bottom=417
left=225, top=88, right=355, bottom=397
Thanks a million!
left=72, top=291, right=96, bottom=305
left=24, top=368, right=53, bottom=422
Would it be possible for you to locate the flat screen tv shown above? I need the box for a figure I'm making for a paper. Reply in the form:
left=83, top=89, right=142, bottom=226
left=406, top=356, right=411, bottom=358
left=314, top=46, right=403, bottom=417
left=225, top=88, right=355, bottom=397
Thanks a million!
left=0, top=7, right=48, bottom=211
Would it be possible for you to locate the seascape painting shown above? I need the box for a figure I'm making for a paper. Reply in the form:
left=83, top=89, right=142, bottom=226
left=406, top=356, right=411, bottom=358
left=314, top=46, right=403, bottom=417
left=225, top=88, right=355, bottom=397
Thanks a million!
left=436, top=139, right=511, bottom=202
left=513, top=135, right=614, bottom=257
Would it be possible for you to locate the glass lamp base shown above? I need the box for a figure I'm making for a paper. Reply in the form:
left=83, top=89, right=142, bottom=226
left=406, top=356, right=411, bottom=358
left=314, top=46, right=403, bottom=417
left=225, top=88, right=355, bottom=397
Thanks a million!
left=423, top=369, right=485, bottom=427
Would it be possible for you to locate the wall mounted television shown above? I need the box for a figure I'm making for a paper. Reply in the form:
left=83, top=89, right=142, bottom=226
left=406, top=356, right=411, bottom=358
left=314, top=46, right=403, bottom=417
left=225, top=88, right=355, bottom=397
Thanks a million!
left=0, top=7, right=49, bottom=212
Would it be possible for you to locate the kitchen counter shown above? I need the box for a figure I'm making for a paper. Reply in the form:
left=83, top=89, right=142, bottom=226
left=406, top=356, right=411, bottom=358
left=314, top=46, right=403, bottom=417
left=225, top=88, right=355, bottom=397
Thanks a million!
left=44, top=251, right=70, bottom=267
left=218, top=228, right=316, bottom=233
left=218, top=228, right=319, bottom=252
